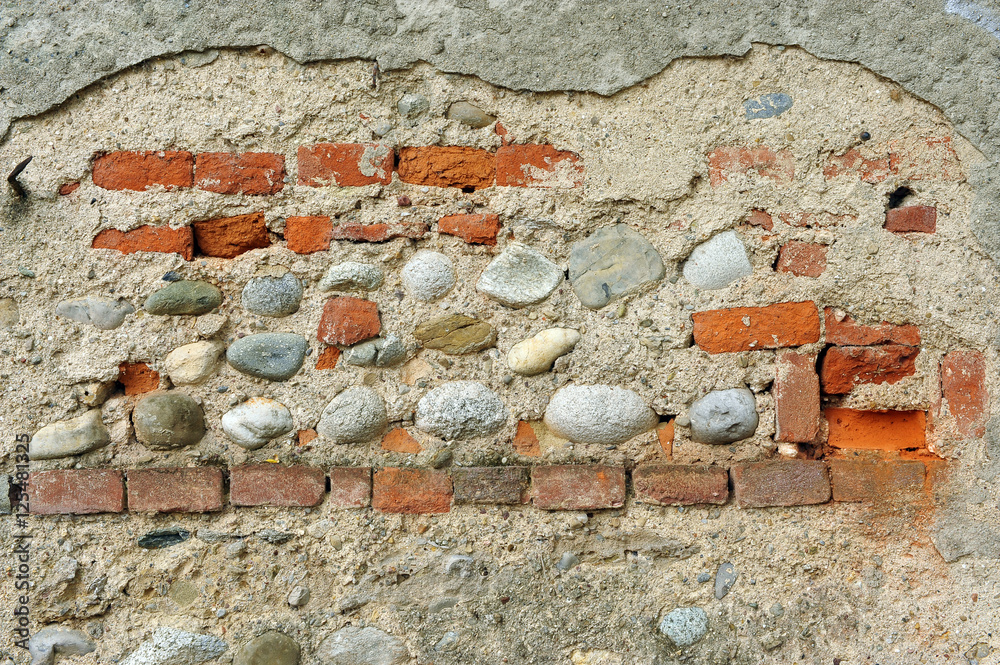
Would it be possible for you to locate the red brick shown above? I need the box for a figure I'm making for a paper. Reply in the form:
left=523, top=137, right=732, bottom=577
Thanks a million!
left=381, top=428, right=422, bottom=454
left=692, top=301, right=821, bottom=354
left=92, top=225, right=195, bottom=260
left=195, top=152, right=285, bottom=195
left=29, top=469, right=125, bottom=514
left=495, top=122, right=512, bottom=145
left=118, top=362, right=160, bottom=395
left=285, top=215, right=333, bottom=253
left=192, top=212, right=270, bottom=258
left=657, top=420, right=675, bottom=457
left=889, top=136, right=963, bottom=181
left=531, top=465, right=626, bottom=510
left=512, top=421, right=541, bottom=457
left=93, top=151, right=194, bottom=191
left=397, top=146, right=495, bottom=190
left=59, top=181, right=81, bottom=196
left=315, top=346, right=341, bottom=370
left=438, top=213, right=502, bottom=245
left=297, top=143, right=393, bottom=187
left=127, top=467, right=224, bottom=513
left=774, top=351, right=820, bottom=443
left=825, top=408, right=926, bottom=450
left=941, top=350, right=989, bottom=438
left=496, top=144, right=584, bottom=187
left=776, top=241, right=827, bottom=277
left=823, top=308, right=920, bottom=346
left=453, top=467, right=529, bottom=504
left=633, top=465, right=728, bottom=506
left=731, top=461, right=830, bottom=508
left=819, top=345, right=918, bottom=394
left=229, top=465, right=325, bottom=507
left=822, top=148, right=893, bottom=183
left=707, top=146, right=794, bottom=187
left=829, top=460, right=926, bottom=502
left=746, top=209, right=774, bottom=230
left=372, top=468, right=452, bottom=513
left=885, top=205, right=937, bottom=233
left=330, top=221, right=428, bottom=242
left=317, top=297, right=380, bottom=346
left=328, top=467, right=372, bottom=509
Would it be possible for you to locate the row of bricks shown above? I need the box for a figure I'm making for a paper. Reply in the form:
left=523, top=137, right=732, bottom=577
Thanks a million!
left=88, top=144, right=583, bottom=194
left=23, top=460, right=935, bottom=516
left=753, top=206, right=938, bottom=240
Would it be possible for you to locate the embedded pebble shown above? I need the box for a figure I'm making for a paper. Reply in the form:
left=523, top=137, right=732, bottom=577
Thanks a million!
left=507, top=328, right=581, bottom=375
left=769, top=602, right=784, bottom=617
left=138, top=528, right=190, bottom=549
left=715, top=562, right=737, bottom=599
left=121, top=627, right=227, bottom=665
left=476, top=243, right=563, bottom=308
left=77, top=380, right=114, bottom=406
left=235, top=632, right=300, bottom=665
left=287, top=586, right=310, bottom=607
left=697, top=572, right=711, bottom=584
left=144, top=280, right=222, bottom=316
left=447, top=101, right=495, bottom=128
left=196, top=313, right=227, bottom=337
left=29, top=409, right=110, bottom=459
left=682, top=231, right=753, bottom=290
left=55, top=296, right=135, bottom=330
left=132, top=392, right=206, bottom=450
left=164, top=341, right=224, bottom=385
left=544, top=385, right=658, bottom=444
left=569, top=224, right=665, bottom=309
left=413, top=314, right=496, bottom=354
left=343, top=334, right=407, bottom=367
left=397, top=93, right=429, bottom=118
left=28, top=626, right=96, bottom=665
left=316, top=626, right=407, bottom=665
left=318, top=262, right=384, bottom=292
left=556, top=552, right=580, bottom=570
left=227, top=333, right=307, bottom=381
left=744, top=92, right=794, bottom=119
left=241, top=273, right=302, bottom=317
left=316, top=386, right=388, bottom=444
left=434, top=632, right=460, bottom=652
left=415, top=381, right=507, bottom=439
left=688, top=388, right=758, bottom=444
left=658, top=607, right=708, bottom=648
left=221, top=397, right=294, bottom=450
left=402, top=251, right=455, bottom=302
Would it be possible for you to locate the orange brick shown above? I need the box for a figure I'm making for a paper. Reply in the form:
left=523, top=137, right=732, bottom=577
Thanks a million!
left=192, top=212, right=270, bottom=258
left=823, top=308, right=920, bottom=346
left=531, top=465, right=625, bottom=510
left=297, top=143, right=393, bottom=187
left=330, top=221, right=428, bottom=242
left=731, top=461, right=830, bottom=508
left=230, top=465, right=326, bottom=507
left=397, top=146, right=495, bottom=190
left=59, top=181, right=81, bottom=195
left=315, top=346, right=341, bottom=370
left=495, top=144, right=584, bottom=187
left=127, top=467, right=224, bottom=513
left=298, top=429, right=318, bottom=446
left=776, top=241, right=827, bottom=277
left=708, top=146, right=794, bottom=187
left=774, top=351, right=820, bottom=443
left=819, top=345, right=918, bottom=394
left=285, top=215, right=333, bottom=253
left=657, top=420, right=675, bottom=457
left=381, top=428, right=422, bottom=454
left=633, top=465, right=728, bottom=505
left=92, top=225, right=195, bottom=261
left=328, top=467, right=372, bottom=509
left=438, top=213, right=502, bottom=245
left=692, top=301, right=821, bottom=353
left=372, top=468, right=452, bottom=513
left=826, top=408, right=926, bottom=450
left=195, top=152, right=285, bottom=195
left=93, top=151, right=194, bottom=191
left=941, top=350, right=989, bottom=438
left=829, top=460, right=926, bottom=502
left=118, top=362, right=160, bottom=395
left=317, top=297, right=380, bottom=346
left=29, top=469, right=125, bottom=514
left=885, top=205, right=937, bottom=233
left=823, top=148, right=893, bottom=183
left=512, top=421, right=541, bottom=457
left=889, top=136, right=963, bottom=181
left=746, top=209, right=774, bottom=230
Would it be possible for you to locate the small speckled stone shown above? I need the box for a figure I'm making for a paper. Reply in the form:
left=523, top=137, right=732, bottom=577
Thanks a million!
left=682, top=231, right=753, bottom=290
left=287, top=586, right=310, bottom=607
left=56, top=296, right=135, bottom=330
left=477, top=243, right=563, bottom=308
left=132, top=392, right=206, bottom=450
left=241, top=273, right=302, bottom=317
left=221, top=397, right=294, bottom=450
left=413, top=314, right=496, bottom=354
left=569, top=225, right=664, bottom=309
left=164, top=341, right=224, bottom=385
left=402, top=250, right=455, bottom=302
left=144, top=280, right=222, bottom=316
left=544, top=385, right=657, bottom=445
left=689, top=388, right=758, bottom=444
left=318, top=262, right=384, bottom=292
left=658, top=607, right=708, bottom=648
left=714, top=562, right=737, bottom=599
left=235, top=632, right=300, bottom=665
left=317, top=386, right=388, bottom=444
left=227, top=333, right=307, bottom=381
left=317, top=627, right=407, bottom=665
left=121, top=627, right=227, bottom=665
left=29, top=409, right=110, bottom=459
left=447, top=101, right=495, bottom=128
left=416, top=381, right=507, bottom=439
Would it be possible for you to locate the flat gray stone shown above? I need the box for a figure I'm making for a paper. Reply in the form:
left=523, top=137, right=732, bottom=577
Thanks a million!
left=342, top=334, right=407, bottom=367
left=221, top=397, right=294, bottom=450
left=688, top=388, right=758, bottom=444
left=416, top=381, right=507, bottom=440
left=235, top=631, right=300, bottom=665
left=744, top=92, right=793, bottom=119
left=29, top=409, right=110, bottom=460
left=144, top=281, right=223, bottom=316
left=402, top=250, right=455, bottom=302
left=316, top=626, right=407, bottom=665
left=227, top=333, right=307, bottom=381
left=544, top=384, right=658, bottom=445
left=318, top=262, right=384, bottom=292
left=447, top=101, right=495, bottom=128
left=714, top=562, right=737, bottom=599
left=28, top=626, right=96, bottom=665
left=121, top=627, right=226, bottom=665
left=55, top=296, right=135, bottom=330
left=133, top=391, right=206, bottom=450
left=397, top=93, right=429, bottom=118
left=241, top=273, right=302, bottom=317
left=476, top=243, right=563, bottom=308
left=568, top=225, right=664, bottom=309
left=316, top=386, right=388, bottom=444
left=658, top=607, right=708, bottom=648
left=682, top=231, right=753, bottom=290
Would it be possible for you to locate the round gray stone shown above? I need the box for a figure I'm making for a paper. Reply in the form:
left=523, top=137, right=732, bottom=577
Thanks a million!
left=397, top=93, right=429, bottom=118
left=235, top=631, right=299, bottom=665
left=476, top=243, right=563, bottom=308
left=221, top=397, right=294, bottom=450
left=568, top=224, right=664, bottom=310
left=543, top=384, right=658, bottom=445
left=316, top=386, right=388, bottom=444
left=688, top=388, right=758, bottom=444
left=28, top=627, right=96, bottom=665
left=30, top=409, right=110, bottom=459
left=318, top=262, right=384, bottom=292
left=226, top=333, right=307, bottom=381
left=144, top=281, right=222, bottom=316
left=658, top=607, right=708, bottom=648
left=682, top=230, right=753, bottom=290
left=132, top=392, right=206, bottom=450
left=241, top=273, right=302, bottom=317
left=415, top=381, right=507, bottom=440
left=317, top=626, right=407, bottom=665
left=402, top=250, right=455, bottom=302
left=55, top=296, right=135, bottom=330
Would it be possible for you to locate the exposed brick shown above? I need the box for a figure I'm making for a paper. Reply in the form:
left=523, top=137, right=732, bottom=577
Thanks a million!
left=118, top=362, right=160, bottom=395
left=731, top=461, right=830, bottom=508
left=496, top=144, right=584, bottom=187
left=776, top=241, right=827, bottom=277
left=531, top=465, right=626, bottom=510
left=453, top=467, right=529, bottom=504
left=328, top=467, right=372, bottom=509
left=774, top=351, right=820, bottom=443
left=192, top=212, right=270, bottom=258
left=229, top=465, right=325, bottom=507
left=330, top=221, right=428, bottom=242
left=59, top=182, right=81, bottom=195
left=708, top=146, right=794, bottom=187
left=317, top=297, right=380, bottom=346
left=438, top=213, right=502, bottom=245
left=746, top=209, right=774, bottom=230
left=633, top=465, right=729, bottom=506
left=941, top=350, right=989, bottom=438
left=825, top=408, right=927, bottom=450
left=819, top=345, right=919, bottom=394
left=829, top=460, right=926, bottom=502
left=298, top=429, right=318, bottom=446
left=822, top=148, right=893, bottom=183
left=777, top=212, right=855, bottom=228
left=823, top=308, right=920, bottom=346
left=285, top=215, right=333, bottom=253
left=692, top=301, right=821, bottom=354
left=889, top=136, right=963, bottom=181
left=381, top=428, right=422, bottom=454
left=397, top=146, right=495, bottom=190
left=372, top=468, right=452, bottom=513
left=315, top=346, right=341, bottom=370
left=92, top=225, right=195, bottom=260
left=512, top=420, right=541, bottom=457
left=194, top=152, right=285, bottom=195
left=885, top=205, right=937, bottom=233
left=29, top=469, right=125, bottom=514
left=127, top=467, right=224, bottom=513
left=93, top=151, right=194, bottom=191
left=657, top=420, right=675, bottom=457
left=495, top=121, right=511, bottom=145
left=297, top=143, right=393, bottom=187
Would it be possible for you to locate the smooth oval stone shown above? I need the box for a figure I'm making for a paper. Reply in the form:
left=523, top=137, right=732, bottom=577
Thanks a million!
left=30, top=409, right=110, bottom=459
left=227, top=333, right=307, bottom=381
left=658, top=607, right=708, bottom=647
left=318, top=262, right=384, bottom=292
left=416, top=381, right=507, bottom=440
left=402, top=250, right=455, bottom=302
left=241, top=273, right=302, bottom=317
left=317, top=627, right=407, bottom=665
left=28, top=627, right=96, bottom=665
left=682, top=231, right=753, bottom=290
left=132, top=391, right=206, bottom=450
left=221, top=397, right=293, bottom=450
left=544, top=384, right=658, bottom=445
left=164, top=341, right=224, bottom=385
left=477, top=243, right=563, bottom=308
left=507, top=328, right=581, bottom=375
left=447, top=101, right=496, bottom=128
left=568, top=224, right=664, bottom=310
left=121, top=627, right=227, bottom=665
left=144, top=281, right=222, bottom=316
left=235, top=632, right=300, bottom=665
left=413, top=314, right=496, bottom=355
left=316, top=386, right=388, bottom=444
left=688, top=388, right=758, bottom=444
left=56, top=296, right=135, bottom=329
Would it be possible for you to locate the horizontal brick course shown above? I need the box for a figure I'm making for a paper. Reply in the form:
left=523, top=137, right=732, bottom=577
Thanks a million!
left=825, top=408, right=926, bottom=451
left=127, top=467, right=224, bottom=513
left=285, top=215, right=333, bottom=254
left=823, top=308, right=920, bottom=346
left=731, top=461, right=830, bottom=508
left=531, top=465, right=625, bottom=510
left=822, top=148, right=892, bottom=183
left=92, top=225, right=195, bottom=260
left=93, top=150, right=194, bottom=191
left=829, top=460, right=925, bottom=502
left=708, top=146, right=794, bottom=187
left=633, top=464, right=728, bottom=506
left=453, top=467, right=529, bottom=505
left=692, top=301, right=821, bottom=353
left=192, top=212, right=271, bottom=258
left=397, top=146, right=495, bottom=190
left=330, top=222, right=428, bottom=242
left=438, top=213, right=502, bottom=245
left=230, top=465, right=326, bottom=507
left=297, top=143, right=393, bottom=187
left=328, top=467, right=372, bottom=509
left=496, top=144, right=583, bottom=187
left=29, top=469, right=125, bottom=514
left=372, top=467, right=452, bottom=513
left=819, top=344, right=919, bottom=394
left=194, top=152, right=285, bottom=195
left=885, top=205, right=937, bottom=233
